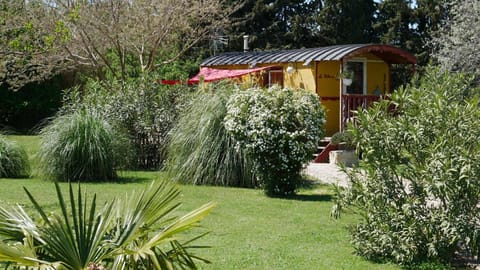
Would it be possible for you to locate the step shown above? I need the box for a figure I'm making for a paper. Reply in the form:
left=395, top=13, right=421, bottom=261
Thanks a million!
left=320, top=137, right=332, bottom=143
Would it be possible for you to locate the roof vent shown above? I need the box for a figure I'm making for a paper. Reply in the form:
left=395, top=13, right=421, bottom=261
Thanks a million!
left=243, top=35, right=249, bottom=52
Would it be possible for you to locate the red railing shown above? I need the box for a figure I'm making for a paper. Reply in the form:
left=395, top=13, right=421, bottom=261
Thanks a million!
left=341, top=94, right=381, bottom=130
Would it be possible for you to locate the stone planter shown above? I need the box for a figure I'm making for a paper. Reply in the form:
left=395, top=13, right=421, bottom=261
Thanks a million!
left=329, top=150, right=358, bottom=167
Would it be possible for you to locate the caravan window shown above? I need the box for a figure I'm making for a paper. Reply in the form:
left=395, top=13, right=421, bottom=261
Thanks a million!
left=345, top=61, right=366, bottom=95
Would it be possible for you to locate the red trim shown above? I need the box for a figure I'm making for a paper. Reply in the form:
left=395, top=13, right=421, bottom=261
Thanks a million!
left=160, top=79, right=182, bottom=85
left=320, top=96, right=340, bottom=101
left=158, top=79, right=197, bottom=86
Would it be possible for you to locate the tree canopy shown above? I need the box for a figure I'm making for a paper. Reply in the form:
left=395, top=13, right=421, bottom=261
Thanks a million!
left=0, top=0, right=240, bottom=89
left=432, top=0, right=480, bottom=77
left=0, top=0, right=453, bottom=89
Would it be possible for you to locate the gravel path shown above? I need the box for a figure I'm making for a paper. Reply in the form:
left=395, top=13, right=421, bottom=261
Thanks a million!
left=303, top=163, right=349, bottom=187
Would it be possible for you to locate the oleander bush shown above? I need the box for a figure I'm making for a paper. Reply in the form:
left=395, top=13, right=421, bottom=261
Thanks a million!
left=225, top=86, right=325, bottom=196
left=167, top=82, right=255, bottom=187
left=63, top=76, right=192, bottom=169
left=0, top=136, right=29, bottom=178
left=0, top=181, right=215, bottom=269
left=38, top=110, right=130, bottom=181
left=333, top=67, right=480, bottom=265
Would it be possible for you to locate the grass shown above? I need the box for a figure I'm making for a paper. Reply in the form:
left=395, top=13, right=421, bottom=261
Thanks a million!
left=0, top=135, right=400, bottom=270
left=0, top=136, right=29, bottom=177
left=38, top=110, right=130, bottom=181
left=167, top=83, right=255, bottom=187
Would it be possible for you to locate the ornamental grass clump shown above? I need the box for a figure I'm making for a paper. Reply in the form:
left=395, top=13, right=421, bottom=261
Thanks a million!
left=38, top=110, right=130, bottom=181
left=62, top=77, right=192, bottom=170
left=333, top=67, right=480, bottom=265
left=225, top=86, right=325, bottom=196
left=0, top=136, right=29, bottom=178
left=167, top=82, right=255, bottom=187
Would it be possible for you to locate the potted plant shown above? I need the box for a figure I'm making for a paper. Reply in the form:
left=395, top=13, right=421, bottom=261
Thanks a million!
left=338, top=70, right=353, bottom=86
left=329, top=131, right=358, bottom=166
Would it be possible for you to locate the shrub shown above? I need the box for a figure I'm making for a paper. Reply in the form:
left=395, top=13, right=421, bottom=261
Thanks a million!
left=331, top=131, right=356, bottom=150
left=0, top=181, right=215, bottom=269
left=167, top=82, right=255, bottom=187
left=0, top=73, right=70, bottom=132
left=63, top=76, right=192, bottom=169
left=0, top=136, right=29, bottom=178
left=225, top=86, right=325, bottom=196
left=333, top=68, right=480, bottom=264
left=38, top=110, right=130, bottom=181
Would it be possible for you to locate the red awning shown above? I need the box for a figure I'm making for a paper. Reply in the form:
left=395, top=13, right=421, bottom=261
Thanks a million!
left=187, top=66, right=273, bottom=84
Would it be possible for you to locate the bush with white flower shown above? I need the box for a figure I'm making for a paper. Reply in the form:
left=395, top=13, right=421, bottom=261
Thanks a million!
left=225, top=86, right=325, bottom=196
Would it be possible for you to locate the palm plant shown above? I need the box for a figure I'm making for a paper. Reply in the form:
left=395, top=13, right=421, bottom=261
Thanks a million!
left=38, top=110, right=131, bottom=181
left=0, top=136, right=30, bottom=178
left=0, top=181, right=215, bottom=269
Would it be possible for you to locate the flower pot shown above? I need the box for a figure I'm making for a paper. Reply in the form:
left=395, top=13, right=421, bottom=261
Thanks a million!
left=342, top=78, right=353, bottom=86
left=329, top=150, right=358, bottom=167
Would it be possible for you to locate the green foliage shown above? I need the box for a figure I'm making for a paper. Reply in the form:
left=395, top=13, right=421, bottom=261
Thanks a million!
left=156, top=59, right=201, bottom=81
left=0, top=136, right=29, bottom=178
left=318, top=0, right=376, bottom=45
left=63, top=76, right=192, bottom=169
left=0, top=181, right=215, bottom=269
left=226, top=0, right=324, bottom=50
left=333, top=67, right=480, bottom=264
left=331, top=131, right=355, bottom=151
left=225, top=86, right=325, bottom=196
left=0, top=73, right=70, bottom=132
left=432, top=0, right=480, bottom=77
left=167, top=82, right=255, bottom=187
left=38, top=110, right=130, bottom=181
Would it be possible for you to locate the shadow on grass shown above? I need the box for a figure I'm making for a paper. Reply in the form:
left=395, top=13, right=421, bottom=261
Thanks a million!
left=282, top=193, right=333, bottom=202
left=71, top=175, right=155, bottom=185
left=111, top=175, right=154, bottom=184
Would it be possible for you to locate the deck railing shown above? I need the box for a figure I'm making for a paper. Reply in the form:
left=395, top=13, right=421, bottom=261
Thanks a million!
left=341, top=94, right=381, bottom=130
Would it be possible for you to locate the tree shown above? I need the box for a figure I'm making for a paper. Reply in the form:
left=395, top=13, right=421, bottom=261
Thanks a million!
left=226, top=0, right=323, bottom=50
left=413, top=0, right=449, bottom=66
left=374, top=0, right=416, bottom=49
left=374, top=0, right=417, bottom=89
left=0, top=0, right=240, bottom=87
left=0, top=0, right=69, bottom=90
left=317, top=0, right=377, bottom=45
left=431, top=0, right=480, bottom=77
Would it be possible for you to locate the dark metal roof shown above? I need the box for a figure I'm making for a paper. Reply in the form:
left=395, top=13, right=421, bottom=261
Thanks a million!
left=201, top=44, right=417, bottom=67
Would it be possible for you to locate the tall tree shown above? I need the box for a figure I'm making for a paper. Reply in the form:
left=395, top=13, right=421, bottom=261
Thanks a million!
left=374, top=0, right=416, bottom=49
left=413, top=0, right=449, bottom=66
left=374, top=0, right=417, bottom=89
left=317, top=0, right=376, bottom=45
left=226, top=0, right=323, bottom=50
left=431, top=0, right=480, bottom=77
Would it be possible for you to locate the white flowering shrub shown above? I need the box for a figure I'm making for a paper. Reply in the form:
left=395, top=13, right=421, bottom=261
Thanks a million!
left=225, top=86, right=325, bottom=196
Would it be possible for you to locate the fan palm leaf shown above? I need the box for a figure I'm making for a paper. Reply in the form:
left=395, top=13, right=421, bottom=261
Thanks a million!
left=0, top=181, right=215, bottom=270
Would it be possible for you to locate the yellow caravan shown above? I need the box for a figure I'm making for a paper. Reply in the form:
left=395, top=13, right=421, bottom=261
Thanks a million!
left=190, top=44, right=416, bottom=136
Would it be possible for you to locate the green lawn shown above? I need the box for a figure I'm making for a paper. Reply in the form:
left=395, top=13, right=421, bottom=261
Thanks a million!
left=1, top=135, right=400, bottom=270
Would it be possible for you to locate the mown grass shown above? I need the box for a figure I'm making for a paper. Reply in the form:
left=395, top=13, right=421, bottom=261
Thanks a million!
left=1, top=135, right=400, bottom=270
